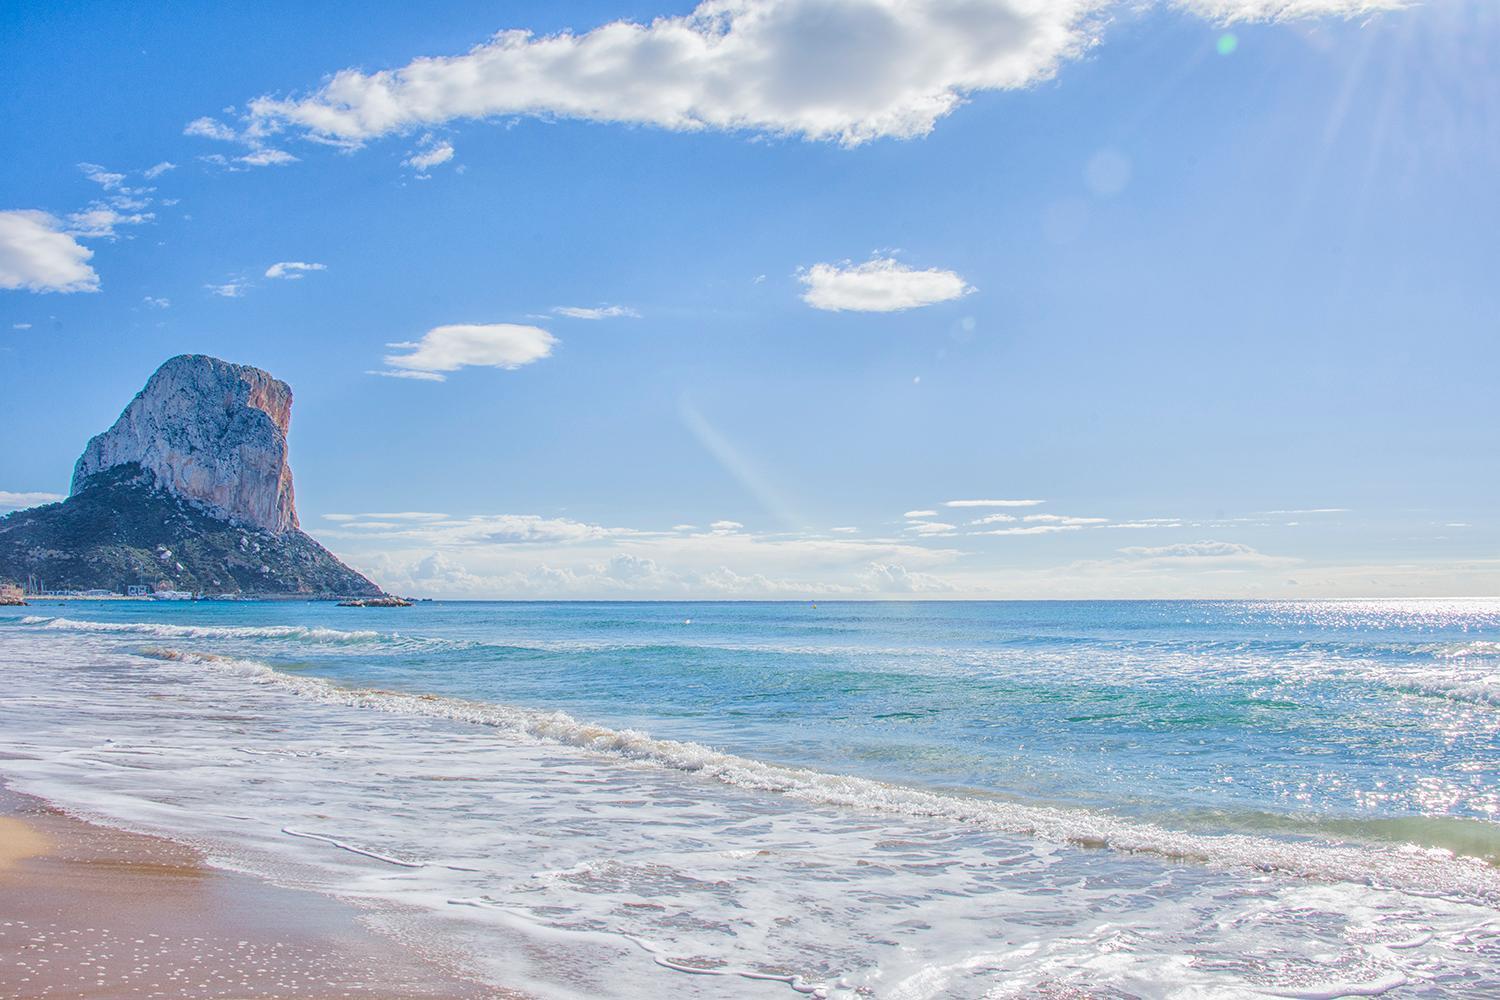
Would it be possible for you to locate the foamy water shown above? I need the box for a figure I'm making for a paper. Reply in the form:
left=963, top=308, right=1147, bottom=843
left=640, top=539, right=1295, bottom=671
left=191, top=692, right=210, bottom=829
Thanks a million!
left=2, top=600, right=1498, bottom=997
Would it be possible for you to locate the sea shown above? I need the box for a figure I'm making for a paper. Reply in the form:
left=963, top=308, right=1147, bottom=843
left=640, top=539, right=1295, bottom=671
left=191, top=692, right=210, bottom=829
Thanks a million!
left=2, top=600, right=1498, bottom=998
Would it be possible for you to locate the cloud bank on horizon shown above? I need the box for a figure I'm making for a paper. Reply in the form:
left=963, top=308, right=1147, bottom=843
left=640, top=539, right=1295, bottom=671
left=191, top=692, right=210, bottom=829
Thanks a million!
left=190, top=0, right=1405, bottom=158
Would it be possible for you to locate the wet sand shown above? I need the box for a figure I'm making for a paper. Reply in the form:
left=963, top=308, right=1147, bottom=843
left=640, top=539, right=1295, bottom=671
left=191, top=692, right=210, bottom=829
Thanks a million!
left=0, top=783, right=511, bottom=999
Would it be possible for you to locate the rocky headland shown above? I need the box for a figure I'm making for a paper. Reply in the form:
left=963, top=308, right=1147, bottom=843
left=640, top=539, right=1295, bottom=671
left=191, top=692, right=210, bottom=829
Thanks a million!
left=0, top=355, right=381, bottom=598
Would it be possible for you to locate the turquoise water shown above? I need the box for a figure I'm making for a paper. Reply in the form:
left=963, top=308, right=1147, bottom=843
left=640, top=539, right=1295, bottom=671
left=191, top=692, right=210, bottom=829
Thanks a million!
left=3, top=599, right=1499, bottom=996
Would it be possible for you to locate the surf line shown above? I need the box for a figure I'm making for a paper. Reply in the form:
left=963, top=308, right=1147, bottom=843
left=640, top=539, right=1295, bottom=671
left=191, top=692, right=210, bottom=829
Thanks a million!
left=281, top=826, right=426, bottom=868
left=449, top=896, right=831, bottom=996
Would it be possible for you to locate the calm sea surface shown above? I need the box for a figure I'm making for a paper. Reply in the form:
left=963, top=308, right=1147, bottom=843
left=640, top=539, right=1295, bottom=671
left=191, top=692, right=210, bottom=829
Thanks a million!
left=3, top=600, right=1498, bottom=997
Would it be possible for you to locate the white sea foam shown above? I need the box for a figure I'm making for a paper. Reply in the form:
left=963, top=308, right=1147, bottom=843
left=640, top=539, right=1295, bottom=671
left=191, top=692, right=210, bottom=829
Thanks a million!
left=21, top=615, right=395, bottom=645
left=137, top=645, right=1500, bottom=906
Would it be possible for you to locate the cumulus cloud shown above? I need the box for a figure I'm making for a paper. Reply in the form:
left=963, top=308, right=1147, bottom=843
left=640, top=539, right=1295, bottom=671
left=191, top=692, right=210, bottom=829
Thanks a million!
left=800, top=257, right=971, bottom=312
left=235, top=1, right=1103, bottom=148
left=0, top=211, right=99, bottom=293
left=552, top=304, right=640, bottom=320
left=0, top=490, right=65, bottom=511
left=325, top=508, right=960, bottom=599
left=945, top=498, right=1045, bottom=508
left=265, top=260, right=327, bottom=279
left=142, top=296, right=170, bottom=309
left=378, top=322, right=556, bottom=381
left=194, top=0, right=1397, bottom=162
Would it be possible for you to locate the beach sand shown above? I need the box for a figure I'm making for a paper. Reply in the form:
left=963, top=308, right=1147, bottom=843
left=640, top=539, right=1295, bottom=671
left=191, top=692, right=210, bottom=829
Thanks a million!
left=0, top=782, right=511, bottom=999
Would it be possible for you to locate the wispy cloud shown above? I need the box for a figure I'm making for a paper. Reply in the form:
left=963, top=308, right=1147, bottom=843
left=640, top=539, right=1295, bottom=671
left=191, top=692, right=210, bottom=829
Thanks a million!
left=403, top=135, right=455, bottom=173
left=78, top=162, right=125, bottom=190
left=800, top=257, right=971, bottom=312
left=977, top=524, right=1085, bottom=536
left=1023, top=514, right=1108, bottom=525
left=945, top=499, right=1046, bottom=508
left=142, top=296, right=170, bottom=309
left=377, top=323, right=556, bottom=381
left=904, top=509, right=938, bottom=519
left=1117, top=540, right=1289, bottom=566
left=206, top=281, right=247, bottom=298
left=143, top=161, right=176, bottom=179
left=265, top=261, right=327, bottom=279
left=552, top=305, right=640, bottom=320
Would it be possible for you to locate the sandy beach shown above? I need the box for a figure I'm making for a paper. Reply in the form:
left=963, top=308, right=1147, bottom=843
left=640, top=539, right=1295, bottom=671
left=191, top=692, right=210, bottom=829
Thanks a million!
left=0, top=782, right=508, bottom=1000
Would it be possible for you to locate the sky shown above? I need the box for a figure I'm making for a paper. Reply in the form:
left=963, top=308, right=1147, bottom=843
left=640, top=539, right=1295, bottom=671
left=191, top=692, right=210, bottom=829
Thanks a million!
left=1, top=0, right=1497, bottom=600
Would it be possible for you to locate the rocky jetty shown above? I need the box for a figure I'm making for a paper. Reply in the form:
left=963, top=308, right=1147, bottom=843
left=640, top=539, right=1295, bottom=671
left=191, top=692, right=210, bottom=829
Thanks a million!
left=338, top=596, right=413, bottom=607
left=0, top=355, right=381, bottom=597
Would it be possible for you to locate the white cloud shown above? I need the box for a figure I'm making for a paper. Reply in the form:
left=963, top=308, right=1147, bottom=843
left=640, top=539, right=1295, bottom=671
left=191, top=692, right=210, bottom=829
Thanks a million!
left=367, top=368, right=446, bottom=381
left=238, top=148, right=298, bottom=167
left=78, top=162, right=125, bottom=190
left=710, top=520, right=744, bottom=533
left=0, top=211, right=99, bottom=293
left=238, top=1, right=1104, bottom=148
left=379, top=322, right=556, bottom=380
left=265, top=260, right=328, bottom=279
left=1174, top=0, right=1405, bottom=23
left=945, top=498, right=1045, bottom=508
left=142, top=296, right=170, bottom=309
left=907, top=521, right=958, bottom=536
left=799, top=257, right=971, bottom=312
left=904, top=509, right=938, bottom=518
left=326, top=509, right=960, bottom=599
left=969, top=513, right=1017, bottom=525
left=66, top=205, right=154, bottom=239
left=552, top=304, right=640, bottom=320
left=977, top=524, right=1084, bottom=536
left=12, top=322, right=32, bottom=330
left=403, top=137, right=455, bottom=172
left=1117, top=540, right=1282, bottom=564
left=206, top=281, right=247, bottom=298
left=830, top=526, right=859, bottom=534
left=1254, top=507, right=1349, bottom=515
left=192, top=0, right=1404, bottom=164
left=184, top=116, right=240, bottom=141
left=144, top=161, right=177, bottom=179
left=1023, top=514, right=1108, bottom=525
left=0, top=490, right=65, bottom=511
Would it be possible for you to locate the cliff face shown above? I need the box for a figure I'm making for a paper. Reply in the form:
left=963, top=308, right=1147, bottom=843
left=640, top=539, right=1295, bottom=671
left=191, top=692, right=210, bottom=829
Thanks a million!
left=2, top=354, right=381, bottom=597
left=72, top=354, right=299, bottom=535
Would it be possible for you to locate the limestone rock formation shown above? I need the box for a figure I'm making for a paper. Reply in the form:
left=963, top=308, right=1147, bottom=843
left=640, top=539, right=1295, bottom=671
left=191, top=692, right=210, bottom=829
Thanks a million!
left=0, top=355, right=381, bottom=597
left=72, top=354, right=299, bottom=534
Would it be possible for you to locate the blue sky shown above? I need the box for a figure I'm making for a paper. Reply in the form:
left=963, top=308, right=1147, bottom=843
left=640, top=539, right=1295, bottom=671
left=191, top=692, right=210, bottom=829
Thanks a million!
left=2, top=0, right=1496, bottom=598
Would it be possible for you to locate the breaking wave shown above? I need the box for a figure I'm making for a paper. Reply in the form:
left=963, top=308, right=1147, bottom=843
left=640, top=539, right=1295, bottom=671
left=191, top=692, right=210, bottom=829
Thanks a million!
left=21, top=615, right=401, bottom=646
left=137, top=645, right=1500, bottom=906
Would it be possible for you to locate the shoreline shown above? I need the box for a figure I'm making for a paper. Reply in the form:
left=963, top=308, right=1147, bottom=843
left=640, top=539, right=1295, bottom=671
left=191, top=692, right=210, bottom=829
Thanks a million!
left=0, top=780, right=512, bottom=999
